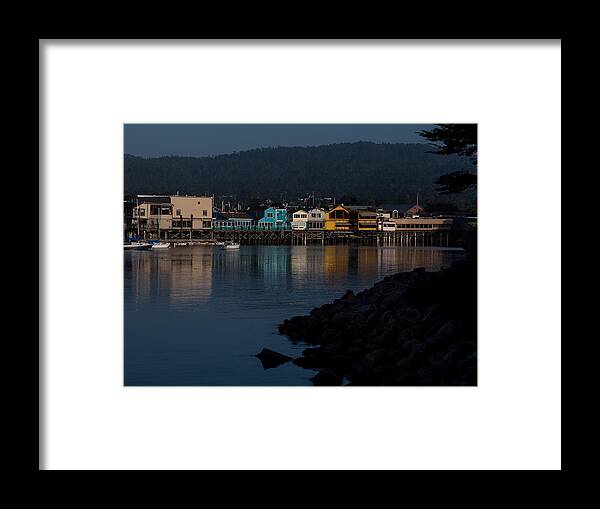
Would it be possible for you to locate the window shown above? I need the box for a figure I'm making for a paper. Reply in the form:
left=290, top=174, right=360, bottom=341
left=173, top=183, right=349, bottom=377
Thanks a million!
left=203, top=210, right=207, bottom=216
left=175, top=209, right=182, bottom=216
left=139, top=209, right=145, bottom=216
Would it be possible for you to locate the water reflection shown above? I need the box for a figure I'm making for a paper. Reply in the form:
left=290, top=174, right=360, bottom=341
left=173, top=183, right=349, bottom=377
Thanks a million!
left=124, top=248, right=213, bottom=309
left=124, top=245, right=465, bottom=385
left=125, top=245, right=459, bottom=310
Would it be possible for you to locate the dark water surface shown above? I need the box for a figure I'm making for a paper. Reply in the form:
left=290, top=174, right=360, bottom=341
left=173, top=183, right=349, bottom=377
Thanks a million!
left=124, top=245, right=465, bottom=386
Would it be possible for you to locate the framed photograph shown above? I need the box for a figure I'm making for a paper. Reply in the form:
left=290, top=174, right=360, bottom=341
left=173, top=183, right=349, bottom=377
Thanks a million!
left=40, top=39, right=561, bottom=470
left=123, top=123, right=477, bottom=387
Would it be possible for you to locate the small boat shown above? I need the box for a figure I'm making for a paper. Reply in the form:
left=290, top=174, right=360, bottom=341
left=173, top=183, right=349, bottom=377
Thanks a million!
left=151, top=242, right=170, bottom=249
left=124, top=241, right=152, bottom=250
left=222, top=242, right=240, bottom=250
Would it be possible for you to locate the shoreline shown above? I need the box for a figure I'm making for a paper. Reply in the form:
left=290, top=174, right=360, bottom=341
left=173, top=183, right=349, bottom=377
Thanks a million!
left=277, top=256, right=477, bottom=386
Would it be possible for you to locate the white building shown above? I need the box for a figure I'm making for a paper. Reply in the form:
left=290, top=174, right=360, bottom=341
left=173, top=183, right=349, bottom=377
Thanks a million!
left=291, top=209, right=309, bottom=230
left=307, top=208, right=326, bottom=230
left=379, top=221, right=397, bottom=232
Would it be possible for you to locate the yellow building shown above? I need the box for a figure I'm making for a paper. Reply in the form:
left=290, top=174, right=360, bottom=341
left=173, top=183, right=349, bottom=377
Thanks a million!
left=325, top=205, right=353, bottom=230
left=325, top=205, right=379, bottom=231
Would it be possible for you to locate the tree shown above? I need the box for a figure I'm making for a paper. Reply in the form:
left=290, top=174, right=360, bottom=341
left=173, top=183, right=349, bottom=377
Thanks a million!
left=417, top=124, right=477, bottom=194
left=433, top=171, right=477, bottom=195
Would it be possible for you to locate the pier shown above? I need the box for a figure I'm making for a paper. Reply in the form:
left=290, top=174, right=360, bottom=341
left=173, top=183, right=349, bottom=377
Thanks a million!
left=131, top=229, right=459, bottom=247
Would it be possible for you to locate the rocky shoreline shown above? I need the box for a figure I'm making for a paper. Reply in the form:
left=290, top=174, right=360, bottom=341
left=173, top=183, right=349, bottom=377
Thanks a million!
left=277, top=256, right=477, bottom=385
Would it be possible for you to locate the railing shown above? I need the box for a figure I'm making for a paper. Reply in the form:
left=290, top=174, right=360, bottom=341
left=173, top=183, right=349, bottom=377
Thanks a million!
left=214, top=223, right=292, bottom=231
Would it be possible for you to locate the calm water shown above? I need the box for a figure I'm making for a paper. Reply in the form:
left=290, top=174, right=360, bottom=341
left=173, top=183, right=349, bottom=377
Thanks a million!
left=124, top=245, right=465, bottom=386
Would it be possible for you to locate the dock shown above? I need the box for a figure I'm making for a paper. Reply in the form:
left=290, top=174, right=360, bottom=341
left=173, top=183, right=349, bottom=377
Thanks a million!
left=138, top=229, right=458, bottom=247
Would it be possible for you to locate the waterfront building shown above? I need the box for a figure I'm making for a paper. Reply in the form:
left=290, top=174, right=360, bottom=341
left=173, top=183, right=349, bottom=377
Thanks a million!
left=406, top=204, right=425, bottom=218
left=132, top=195, right=172, bottom=234
left=379, top=221, right=397, bottom=232
left=258, top=206, right=288, bottom=230
left=291, top=209, right=309, bottom=230
left=391, top=217, right=453, bottom=230
left=131, top=194, right=213, bottom=238
left=406, top=193, right=425, bottom=218
left=307, top=208, right=326, bottom=230
left=325, top=205, right=353, bottom=231
left=346, top=206, right=378, bottom=231
left=170, top=196, right=214, bottom=229
left=213, top=210, right=254, bottom=230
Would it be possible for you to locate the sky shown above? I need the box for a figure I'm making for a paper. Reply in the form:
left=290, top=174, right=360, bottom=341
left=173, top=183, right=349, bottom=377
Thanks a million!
left=124, top=124, right=435, bottom=158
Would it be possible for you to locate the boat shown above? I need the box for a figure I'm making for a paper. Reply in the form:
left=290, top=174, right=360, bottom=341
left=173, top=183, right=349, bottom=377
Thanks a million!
left=222, top=242, right=240, bottom=250
left=151, top=242, right=170, bottom=249
left=124, top=241, right=152, bottom=250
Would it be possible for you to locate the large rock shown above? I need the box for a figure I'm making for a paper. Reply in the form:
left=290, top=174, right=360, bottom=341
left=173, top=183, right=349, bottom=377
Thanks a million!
left=255, top=348, right=293, bottom=369
left=365, top=348, right=391, bottom=368
left=354, top=303, right=374, bottom=315
left=435, top=319, right=458, bottom=339
left=341, top=289, right=355, bottom=302
left=398, top=305, right=421, bottom=324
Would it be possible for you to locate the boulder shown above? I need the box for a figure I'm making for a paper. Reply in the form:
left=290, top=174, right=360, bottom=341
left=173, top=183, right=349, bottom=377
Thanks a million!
left=411, top=342, right=428, bottom=355
left=341, top=289, right=355, bottom=302
left=354, top=303, right=374, bottom=315
left=422, top=304, right=441, bottom=322
left=365, top=348, right=391, bottom=368
left=398, top=305, right=422, bottom=324
left=255, top=348, right=293, bottom=369
left=436, top=320, right=458, bottom=339
left=395, top=358, right=412, bottom=369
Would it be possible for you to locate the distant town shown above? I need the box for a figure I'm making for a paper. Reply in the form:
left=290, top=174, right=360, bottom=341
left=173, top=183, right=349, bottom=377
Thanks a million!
left=124, top=193, right=476, bottom=247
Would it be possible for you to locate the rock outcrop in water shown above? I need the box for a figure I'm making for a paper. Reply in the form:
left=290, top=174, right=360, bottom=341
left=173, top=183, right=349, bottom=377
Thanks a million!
left=278, top=256, right=477, bottom=386
left=255, top=348, right=293, bottom=369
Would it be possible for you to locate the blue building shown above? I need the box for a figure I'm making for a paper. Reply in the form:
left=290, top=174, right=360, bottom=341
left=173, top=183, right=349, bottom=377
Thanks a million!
left=258, top=207, right=289, bottom=230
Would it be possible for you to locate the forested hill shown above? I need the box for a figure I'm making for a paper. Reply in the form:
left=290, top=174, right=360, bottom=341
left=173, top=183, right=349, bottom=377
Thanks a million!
left=124, top=142, right=476, bottom=206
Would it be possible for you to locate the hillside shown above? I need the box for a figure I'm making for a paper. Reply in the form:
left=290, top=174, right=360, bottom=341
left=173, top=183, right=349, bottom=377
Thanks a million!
left=124, top=142, right=476, bottom=207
